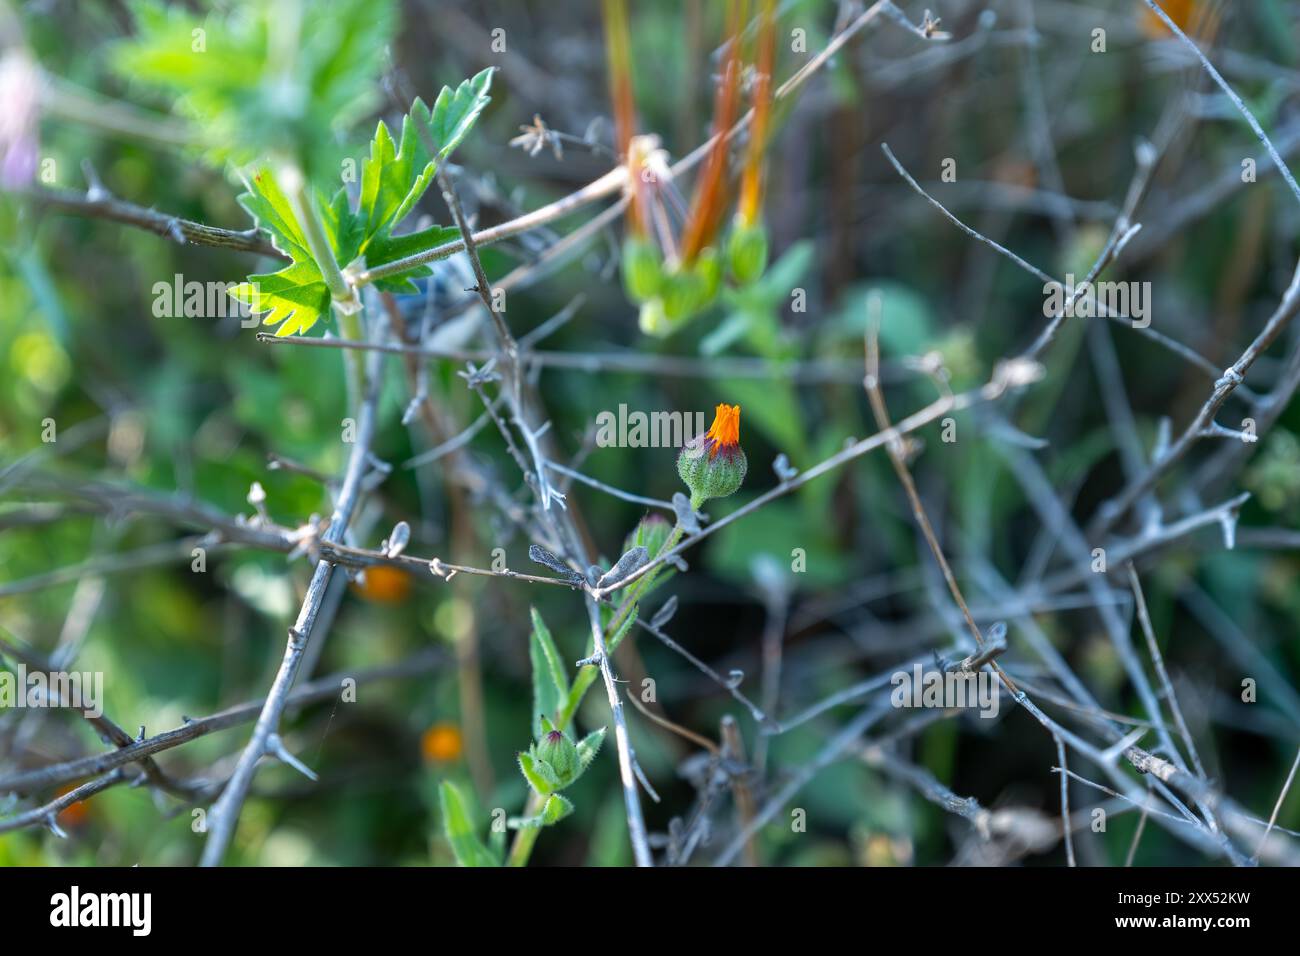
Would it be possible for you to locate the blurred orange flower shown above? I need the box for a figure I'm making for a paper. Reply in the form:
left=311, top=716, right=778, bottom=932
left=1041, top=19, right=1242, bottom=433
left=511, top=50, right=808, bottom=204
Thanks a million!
left=421, top=722, right=463, bottom=763
left=351, top=565, right=411, bottom=604
left=1140, top=0, right=1221, bottom=42
left=54, top=784, right=89, bottom=827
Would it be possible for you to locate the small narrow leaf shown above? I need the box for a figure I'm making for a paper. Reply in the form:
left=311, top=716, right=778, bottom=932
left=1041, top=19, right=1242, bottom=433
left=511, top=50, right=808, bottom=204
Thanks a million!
left=508, top=793, right=573, bottom=830
left=236, top=168, right=312, bottom=260
left=596, top=546, right=649, bottom=589
left=672, top=492, right=701, bottom=533
left=650, top=595, right=678, bottom=630
left=383, top=520, right=410, bottom=558
left=541, top=793, right=574, bottom=825
left=529, top=607, right=570, bottom=736
left=527, top=544, right=584, bottom=583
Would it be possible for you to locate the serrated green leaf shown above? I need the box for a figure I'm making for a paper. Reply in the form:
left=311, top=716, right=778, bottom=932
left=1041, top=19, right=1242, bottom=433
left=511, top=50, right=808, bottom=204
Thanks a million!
left=353, top=69, right=494, bottom=258
left=231, top=170, right=361, bottom=337
left=236, top=168, right=312, bottom=261
left=421, top=67, right=495, bottom=164
left=220, top=64, right=492, bottom=335
left=230, top=259, right=331, bottom=337
left=321, top=186, right=364, bottom=267
left=438, top=780, right=500, bottom=867
left=358, top=116, right=416, bottom=242
left=529, top=607, right=569, bottom=737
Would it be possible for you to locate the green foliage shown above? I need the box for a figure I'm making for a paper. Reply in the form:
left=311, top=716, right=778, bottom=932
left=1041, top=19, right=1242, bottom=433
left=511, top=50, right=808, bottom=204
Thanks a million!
left=113, top=0, right=394, bottom=178
left=622, top=237, right=662, bottom=302
left=704, top=240, right=811, bottom=358
left=622, top=515, right=675, bottom=594
left=605, top=604, right=639, bottom=656
left=637, top=250, right=723, bottom=337
left=709, top=497, right=844, bottom=587
left=1246, top=429, right=1300, bottom=515
left=15, top=0, right=1300, bottom=872
left=231, top=256, right=332, bottom=337
left=117, top=1, right=494, bottom=334
left=438, top=781, right=501, bottom=867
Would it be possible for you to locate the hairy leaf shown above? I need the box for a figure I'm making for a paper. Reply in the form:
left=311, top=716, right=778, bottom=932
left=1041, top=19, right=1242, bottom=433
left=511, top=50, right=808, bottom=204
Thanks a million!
left=529, top=607, right=569, bottom=737
left=576, top=727, right=606, bottom=773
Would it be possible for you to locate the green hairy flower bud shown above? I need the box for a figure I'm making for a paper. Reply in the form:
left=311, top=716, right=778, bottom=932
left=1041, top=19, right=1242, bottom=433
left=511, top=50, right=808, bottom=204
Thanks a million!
left=536, top=728, right=578, bottom=783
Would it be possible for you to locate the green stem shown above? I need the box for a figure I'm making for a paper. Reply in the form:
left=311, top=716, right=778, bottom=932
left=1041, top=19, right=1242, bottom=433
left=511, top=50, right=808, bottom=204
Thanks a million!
left=505, top=819, right=541, bottom=867
left=336, top=307, right=365, bottom=414
left=281, top=163, right=365, bottom=406
left=504, top=497, right=700, bottom=867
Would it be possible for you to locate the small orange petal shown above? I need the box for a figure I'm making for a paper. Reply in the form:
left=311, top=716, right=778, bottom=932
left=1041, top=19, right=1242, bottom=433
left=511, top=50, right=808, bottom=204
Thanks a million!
left=705, top=403, right=741, bottom=456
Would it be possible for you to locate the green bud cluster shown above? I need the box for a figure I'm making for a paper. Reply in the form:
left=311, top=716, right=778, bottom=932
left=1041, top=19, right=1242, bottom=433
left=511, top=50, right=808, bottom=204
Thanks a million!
left=623, top=230, right=772, bottom=337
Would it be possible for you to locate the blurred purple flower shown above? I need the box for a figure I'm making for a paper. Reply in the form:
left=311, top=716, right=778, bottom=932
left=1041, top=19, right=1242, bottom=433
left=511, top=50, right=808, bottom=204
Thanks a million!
left=0, top=50, right=40, bottom=190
